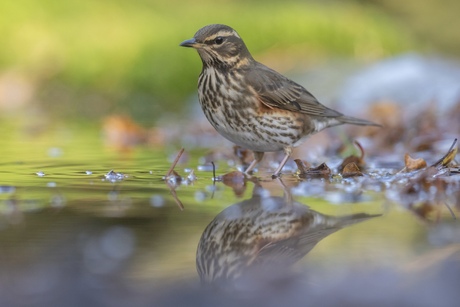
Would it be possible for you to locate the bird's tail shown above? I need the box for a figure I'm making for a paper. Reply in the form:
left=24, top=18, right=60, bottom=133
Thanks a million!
left=335, top=213, right=382, bottom=228
left=338, top=115, right=382, bottom=127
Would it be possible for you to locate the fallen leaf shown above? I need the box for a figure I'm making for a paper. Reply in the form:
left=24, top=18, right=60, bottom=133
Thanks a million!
left=404, top=153, right=427, bottom=171
left=293, top=159, right=311, bottom=174
left=338, top=141, right=366, bottom=173
left=295, top=160, right=331, bottom=179
left=342, top=162, right=364, bottom=178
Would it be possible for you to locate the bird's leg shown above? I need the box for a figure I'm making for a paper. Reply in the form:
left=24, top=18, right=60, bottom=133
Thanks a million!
left=244, top=151, right=264, bottom=175
left=276, top=177, right=293, bottom=206
left=272, top=147, right=292, bottom=178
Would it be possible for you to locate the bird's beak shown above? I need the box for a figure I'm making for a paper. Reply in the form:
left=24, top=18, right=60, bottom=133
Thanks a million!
left=180, top=38, right=199, bottom=48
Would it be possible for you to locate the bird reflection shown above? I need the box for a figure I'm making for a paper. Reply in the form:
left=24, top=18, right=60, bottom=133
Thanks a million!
left=196, top=181, right=380, bottom=288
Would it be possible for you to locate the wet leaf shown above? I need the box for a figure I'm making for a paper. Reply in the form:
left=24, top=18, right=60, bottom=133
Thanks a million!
left=338, top=141, right=365, bottom=173
left=404, top=153, right=427, bottom=171
left=293, top=159, right=311, bottom=173
left=295, top=160, right=331, bottom=179
left=342, top=162, right=363, bottom=178
left=431, top=139, right=458, bottom=169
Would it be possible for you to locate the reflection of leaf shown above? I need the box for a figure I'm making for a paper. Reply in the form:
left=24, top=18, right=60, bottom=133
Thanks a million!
left=411, top=201, right=435, bottom=220
left=294, top=160, right=331, bottom=179
left=218, top=171, right=247, bottom=197
left=342, top=162, right=363, bottom=178
left=404, top=153, right=427, bottom=171
left=397, top=164, right=458, bottom=221
left=431, top=139, right=458, bottom=169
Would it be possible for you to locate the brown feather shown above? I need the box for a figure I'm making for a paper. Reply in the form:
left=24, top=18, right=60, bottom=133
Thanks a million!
left=246, top=62, right=343, bottom=118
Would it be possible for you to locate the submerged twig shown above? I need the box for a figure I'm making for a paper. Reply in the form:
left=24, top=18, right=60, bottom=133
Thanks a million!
left=211, top=161, right=216, bottom=199
left=166, top=148, right=185, bottom=177
left=211, top=161, right=216, bottom=182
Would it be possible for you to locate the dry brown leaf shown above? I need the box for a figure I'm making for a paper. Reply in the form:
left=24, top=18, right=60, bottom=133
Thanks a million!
left=338, top=141, right=366, bottom=173
left=295, top=160, right=331, bottom=179
left=404, top=153, right=427, bottom=171
left=342, top=162, right=363, bottom=178
left=293, top=159, right=311, bottom=174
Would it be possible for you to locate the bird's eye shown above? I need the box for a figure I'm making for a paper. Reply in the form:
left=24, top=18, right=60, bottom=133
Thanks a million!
left=214, top=36, right=224, bottom=45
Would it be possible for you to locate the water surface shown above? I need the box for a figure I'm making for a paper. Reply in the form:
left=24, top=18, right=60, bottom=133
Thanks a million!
left=0, top=120, right=458, bottom=306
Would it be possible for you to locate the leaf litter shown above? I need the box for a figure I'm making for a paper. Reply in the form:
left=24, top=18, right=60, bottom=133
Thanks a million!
left=106, top=97, right=460, bottom=220
left=199, top=138, right=458, bottom=221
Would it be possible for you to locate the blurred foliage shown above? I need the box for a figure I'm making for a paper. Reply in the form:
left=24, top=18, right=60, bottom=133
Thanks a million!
left=367, top=0, right=460, bottom=55
left=0, top=0, right=423, bottom=121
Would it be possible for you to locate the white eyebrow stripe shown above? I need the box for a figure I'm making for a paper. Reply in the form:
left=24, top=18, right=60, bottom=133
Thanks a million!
left=205, top=30, right=240, bottom=42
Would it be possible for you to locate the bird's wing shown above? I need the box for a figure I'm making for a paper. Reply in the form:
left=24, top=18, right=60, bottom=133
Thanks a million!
left=245, top=62, right=342, bottom=117
left=252, top=227, right=343, bottom=268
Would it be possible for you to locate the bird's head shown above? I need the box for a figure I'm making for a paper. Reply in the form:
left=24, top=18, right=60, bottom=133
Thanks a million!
left=180, top=24, right=253, bottom=68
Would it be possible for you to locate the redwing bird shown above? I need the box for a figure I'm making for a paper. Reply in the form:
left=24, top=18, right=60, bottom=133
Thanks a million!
left=181, top=24, right=380, bottom=177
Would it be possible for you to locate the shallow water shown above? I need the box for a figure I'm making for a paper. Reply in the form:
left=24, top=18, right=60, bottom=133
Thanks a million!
left=0, top=120, right=459, bottom=306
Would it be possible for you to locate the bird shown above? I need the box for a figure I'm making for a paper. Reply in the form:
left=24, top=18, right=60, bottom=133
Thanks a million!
left=196, top=184, right=380, bottom=287
left=180, top=24, right=380, bottom=177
